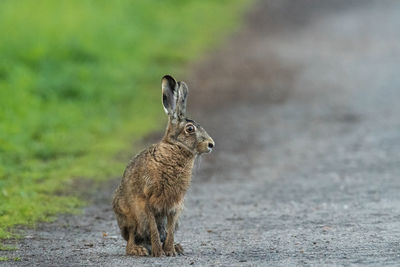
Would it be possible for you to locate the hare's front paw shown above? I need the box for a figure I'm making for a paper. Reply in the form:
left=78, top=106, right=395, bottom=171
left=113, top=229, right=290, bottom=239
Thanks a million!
left=152, top=245, right=165, bottom=257
left=164, top=246, right=177, bottom=257
left=174, top=243, right=184, bottom=255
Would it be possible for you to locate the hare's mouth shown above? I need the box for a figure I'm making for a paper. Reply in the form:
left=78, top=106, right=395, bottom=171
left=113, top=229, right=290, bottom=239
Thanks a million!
left=198, top=147, right=212, bottom=154
left=197, top=141, right=214, bottom=154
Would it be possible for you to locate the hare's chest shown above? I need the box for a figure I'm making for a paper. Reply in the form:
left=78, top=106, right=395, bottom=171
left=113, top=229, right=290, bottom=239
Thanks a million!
left=150, top=170, right=191, bottom=211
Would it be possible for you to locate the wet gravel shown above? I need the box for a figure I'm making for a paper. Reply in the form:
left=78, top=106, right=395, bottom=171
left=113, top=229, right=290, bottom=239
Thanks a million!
left=2, top=0, right=400, bottom=266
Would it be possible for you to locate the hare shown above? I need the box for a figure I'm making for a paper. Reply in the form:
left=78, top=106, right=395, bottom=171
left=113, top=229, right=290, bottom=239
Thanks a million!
left=112, top=75, right=215, bottom=257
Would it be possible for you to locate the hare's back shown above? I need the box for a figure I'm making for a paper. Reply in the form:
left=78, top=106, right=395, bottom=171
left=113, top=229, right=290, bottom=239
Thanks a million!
left=122, top=145, right=155, bottom=183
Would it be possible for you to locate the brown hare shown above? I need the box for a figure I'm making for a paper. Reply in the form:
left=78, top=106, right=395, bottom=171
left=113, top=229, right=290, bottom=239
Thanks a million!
left=112, top=75, right=215, bottom=257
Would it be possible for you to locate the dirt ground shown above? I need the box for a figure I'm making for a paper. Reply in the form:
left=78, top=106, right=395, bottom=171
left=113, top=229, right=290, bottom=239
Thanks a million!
left=2, top=0, right=400, bottom=265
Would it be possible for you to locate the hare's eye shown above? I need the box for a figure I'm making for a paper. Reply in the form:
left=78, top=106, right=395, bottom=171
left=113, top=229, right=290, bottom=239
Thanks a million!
left=186, top=124, right=195, bottom=133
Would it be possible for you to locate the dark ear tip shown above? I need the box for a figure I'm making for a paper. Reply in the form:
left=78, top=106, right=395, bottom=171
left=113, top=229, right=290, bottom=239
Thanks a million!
left=162, top=75, right=175, bottom=82
left=161, top=75, right=177, bottom=91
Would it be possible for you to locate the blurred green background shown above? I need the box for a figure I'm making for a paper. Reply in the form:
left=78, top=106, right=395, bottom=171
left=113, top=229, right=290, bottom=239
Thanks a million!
left=0, top=0, right=249, bottom=239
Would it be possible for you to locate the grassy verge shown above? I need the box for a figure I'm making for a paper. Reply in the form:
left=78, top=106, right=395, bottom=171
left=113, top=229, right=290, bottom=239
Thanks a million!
left=0, top=256, right=20, bottom=262
left=0, top=0, right=251, bottom=239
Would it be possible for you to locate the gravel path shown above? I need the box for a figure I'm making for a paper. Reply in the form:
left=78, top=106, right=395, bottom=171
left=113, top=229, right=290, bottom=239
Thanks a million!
left=2, top=0, right=400, bottom=266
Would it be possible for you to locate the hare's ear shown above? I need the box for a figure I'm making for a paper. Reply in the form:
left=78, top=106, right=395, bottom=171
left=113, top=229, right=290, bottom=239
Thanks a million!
left=161, top=75, right=178, bottom=118
left=176, top=81, right=188, bottom=118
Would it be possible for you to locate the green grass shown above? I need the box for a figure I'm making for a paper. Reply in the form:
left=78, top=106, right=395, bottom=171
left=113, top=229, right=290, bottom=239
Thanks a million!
left=0, top=256, right=20, bottom=262
left=0, top=244, right=16, bottom=251
left=0, top=0, right=251, bottom=239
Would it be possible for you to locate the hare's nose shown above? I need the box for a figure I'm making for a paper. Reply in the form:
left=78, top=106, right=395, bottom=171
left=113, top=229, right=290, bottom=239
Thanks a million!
left=208, top=142, right=214, bottom=149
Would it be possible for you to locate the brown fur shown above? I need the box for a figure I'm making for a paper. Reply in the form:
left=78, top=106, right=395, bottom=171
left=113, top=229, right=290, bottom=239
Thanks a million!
left=112, top=75, right=214, bottom=257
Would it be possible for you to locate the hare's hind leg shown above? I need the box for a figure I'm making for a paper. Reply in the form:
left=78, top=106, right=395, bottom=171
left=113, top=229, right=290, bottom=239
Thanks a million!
left=126, top=227, right=149, bottom=256
left=174, top=243, right=184, bottom=255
